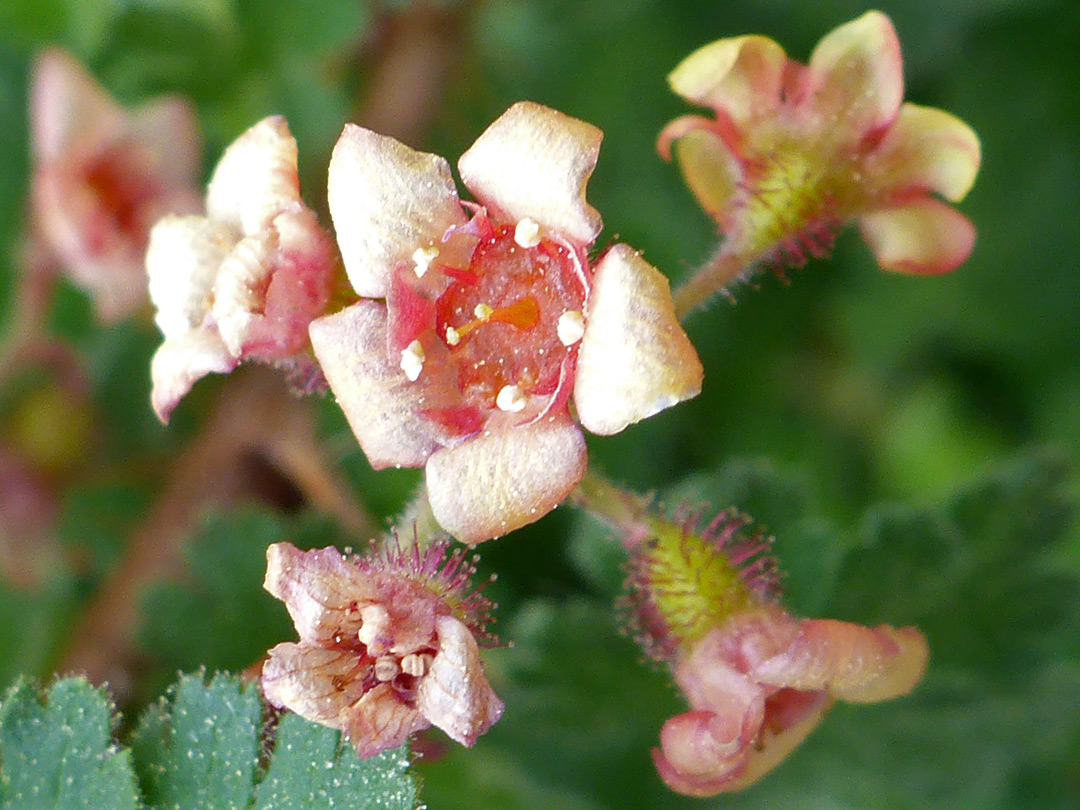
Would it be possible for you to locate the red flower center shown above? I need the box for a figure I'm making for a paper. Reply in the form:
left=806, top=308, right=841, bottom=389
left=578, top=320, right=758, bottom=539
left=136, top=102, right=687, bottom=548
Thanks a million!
left=81, top=140, right=162, bottom=251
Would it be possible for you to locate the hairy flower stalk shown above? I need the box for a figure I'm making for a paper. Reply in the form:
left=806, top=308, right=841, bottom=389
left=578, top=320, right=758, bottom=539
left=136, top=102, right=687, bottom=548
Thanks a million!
left=261, top=537, right=503, bottom=757
left=661, top=11, right=981, bottom=315
left=311, top=101, right=702, bottom=544
left=613, top=504, right=929, bottom=796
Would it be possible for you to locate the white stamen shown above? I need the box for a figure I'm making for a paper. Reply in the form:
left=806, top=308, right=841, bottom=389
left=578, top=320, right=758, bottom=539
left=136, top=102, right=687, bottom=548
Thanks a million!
left=400, top=340, right=425, bottom=381
left=401, top=653, right=432, bottom=677
left=474, top=303, right=493, bottom=322
left=496, top=384, right=527, bottom=413
left=514, top=217, right=542, bottom=248
left=374, top=656, right=400, bottom=682
left=412, top=246, right=439, bottom=278
left=445, top=325, right=461, bottom=346
left=557, top=310, right=585, bottom=346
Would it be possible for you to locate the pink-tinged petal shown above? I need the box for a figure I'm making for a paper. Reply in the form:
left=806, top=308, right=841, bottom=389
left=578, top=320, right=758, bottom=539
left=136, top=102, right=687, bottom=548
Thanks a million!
left=146, top=215, right=234, bottom=338
left=309, top=302, right=452, bottom=469
left=206, top=116, right=301, bottom=235
left=720, top=689, right=831, bottom=793
left=753, top=619, right=929, bottom=703
left=864, top=102, right=981, bottom=202
left=150, top=330, right=237, bottom=422
left=263, top=542, right=377, bottom=644
left=262, top=641, right=368, bottom=727
left=458, top=101, right=603, bottom=246
left=328, top=124, right=466, bottom=298
left=806, top=11, right=903, bottom=140
left=343, top=683, right=430, bottom=758
left=667, top=35, right=789, bottom=123
left=858, top=198, right=976, bottom=275
left=652, top=710, right=750, bottom=797
left=575, top=245, right=703, bottom=436
left=666, top=126, right=744, bottom=225
left=30, top=47, right=123, bottom=162
left=425, top=417, right=587, bottom=544
left=418, top=615, right=504, bottom=746
left=130, top=98, right=203, bottom=193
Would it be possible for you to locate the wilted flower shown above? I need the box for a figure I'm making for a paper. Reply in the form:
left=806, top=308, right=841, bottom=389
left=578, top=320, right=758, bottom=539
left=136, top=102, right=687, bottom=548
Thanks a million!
left=311, top=101, right=703, bottom=544
left=147, top=116, right=339, bottom=422
left=659, top=11, right=981, bottom=278
left=261, top=539, right=503, bottom=757
left=624, top=509, right=929, bottom=796
left=29, top=47, right=202, bottom=321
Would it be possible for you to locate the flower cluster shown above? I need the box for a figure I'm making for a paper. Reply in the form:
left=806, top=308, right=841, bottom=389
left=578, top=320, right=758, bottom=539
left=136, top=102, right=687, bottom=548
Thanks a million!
left=623, top=509, right=928, bottom=796
left=262, top=538, right=503, bottom=757
left=312, top=102, right=702, bottom=544
left=146, top=116, right=338, bottom=421
left=659, top=11, right=981, bottom=279
left=29, top=48, right=202, bottom=321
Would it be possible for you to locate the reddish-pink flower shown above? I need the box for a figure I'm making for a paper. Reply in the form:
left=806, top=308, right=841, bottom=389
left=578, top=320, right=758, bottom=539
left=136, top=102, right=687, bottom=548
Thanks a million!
left=659, top=11, right=981, bottom=274
left=146, top=116, right=338, bottom=422
left=29, top=47, right=202, bottom=321
left=261, top=540, right=503, bottom=757
left=623, top=509, right=929, bottom=796
left=312, top=101, right=703, bottom=544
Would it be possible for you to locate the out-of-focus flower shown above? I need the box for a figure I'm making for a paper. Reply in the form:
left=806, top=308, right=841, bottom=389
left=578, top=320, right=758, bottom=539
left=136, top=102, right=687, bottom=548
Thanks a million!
left=311, top=101, right=703, bottom=544
left=146, top=116, right=339, bottom=422
left=29, top=47, right=202, bottom=321
left=624, top=509, right=929, bottom=796
left=659, top=11, right=981, bottom=276
left=261, top=539, right=503, bottom=757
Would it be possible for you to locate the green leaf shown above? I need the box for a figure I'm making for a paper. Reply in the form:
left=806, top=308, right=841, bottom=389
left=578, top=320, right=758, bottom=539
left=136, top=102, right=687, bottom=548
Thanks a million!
left=0, top=677, right=139, bottom=810
left=234, top=0, right=369, bottom=62
left=130, top=672, right=418, bottom=810
left=0, top=576, right=79, bottom=689
left=130, top=672, right=262, bottom=810
left=252, top=712, right=417, bottom=810
left=138, top=508, right=346, bottom=673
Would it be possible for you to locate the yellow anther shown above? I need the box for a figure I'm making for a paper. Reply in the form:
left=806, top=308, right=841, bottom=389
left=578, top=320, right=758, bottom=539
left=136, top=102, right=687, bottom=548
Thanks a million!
left=496, top=384, right=528, bottom=413
left=400, top=339, right=425, bottom=381
left=514, top=217, right=542, bottom=248
left=474, top=303, right=494, bottom=322
left=412, top=246, right=439, bottom=278
left=557, top=310, right=585, bottom=346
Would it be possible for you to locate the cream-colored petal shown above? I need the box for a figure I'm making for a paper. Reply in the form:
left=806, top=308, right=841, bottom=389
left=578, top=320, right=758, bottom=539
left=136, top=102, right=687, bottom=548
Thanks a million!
left=131, top=97, right=203, bottom=192
left=806, top=11, right=903, bottom=141
left=147, top=215, right=236, bottom=338
left=343, top=682, right=430, bottom=759
left=753, top=619, right=929, bottom=703
left=328, top=124, right=466, bottom=298
left=668, top=126, right=743, bottom=228
left=575, top=245, right=703, bottom=436
left=309, top=302, right=451, bottom=469
left=425, top=417, right=587, bottom=544
left=263, top=542, right=377, bottom=644
left=29, top=47, right=124, bottom=162
left=261, top=641, right=368, bottom=727
left=212, top=229, right=279, bottom=356
left=668, top=35, right=788, bottom=123
left=864, top=103, right=981, bottom=202
left=418, top=615, right=504, bottom=746
left=858, top=198, right=976, bottom=275
left=149, top=329, right=236, bottom=423
left=458, top=101, right=603, bottom=245
left=207, top=116, right=302, bottom=234
left=652, top=710, right=750, bottom=797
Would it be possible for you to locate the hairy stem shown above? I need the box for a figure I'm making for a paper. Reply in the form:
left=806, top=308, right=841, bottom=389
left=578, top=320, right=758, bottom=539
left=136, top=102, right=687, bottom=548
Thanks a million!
left=672, top=243, right=752, bottom=320
left=568, top=469, right=654, bottom=548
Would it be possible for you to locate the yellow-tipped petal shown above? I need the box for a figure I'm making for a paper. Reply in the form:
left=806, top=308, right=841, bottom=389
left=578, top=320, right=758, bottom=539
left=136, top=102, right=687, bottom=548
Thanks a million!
left=670, top=127, right=743, bottom=224
left=859, top=198, right=976, bottom=275
left=866, top=102, right=982, bottom=202
left=668, top=35, right=788, bottom=122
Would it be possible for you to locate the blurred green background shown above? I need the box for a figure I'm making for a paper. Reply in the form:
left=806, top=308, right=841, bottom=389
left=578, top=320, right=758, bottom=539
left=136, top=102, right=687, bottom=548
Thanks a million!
left=1, top=0, right=1078, bottom=808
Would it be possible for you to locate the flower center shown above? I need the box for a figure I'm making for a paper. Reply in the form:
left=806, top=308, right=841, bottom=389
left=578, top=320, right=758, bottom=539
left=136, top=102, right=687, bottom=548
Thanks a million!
left=434, top=222, right=586, bottom=410
left=81, top=141, right=162, bottom=251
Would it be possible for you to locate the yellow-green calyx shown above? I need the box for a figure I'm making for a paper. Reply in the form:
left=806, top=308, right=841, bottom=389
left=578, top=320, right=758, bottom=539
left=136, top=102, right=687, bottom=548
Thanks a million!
left=622, top=509, right=780, bottom=662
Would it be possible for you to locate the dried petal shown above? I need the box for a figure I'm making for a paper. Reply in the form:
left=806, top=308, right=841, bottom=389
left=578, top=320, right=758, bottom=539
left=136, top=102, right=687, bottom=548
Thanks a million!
left=343, top=683, right=430, bottom=758
left=425, top=417, right=588, bottom=544
left=417, top=615, right=505, bottom=746
left=575, top=244, right=703, bottom=435
left=262, top=642, right=369, bottom=726
left=458, top=101, right=603, bottom=245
